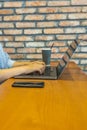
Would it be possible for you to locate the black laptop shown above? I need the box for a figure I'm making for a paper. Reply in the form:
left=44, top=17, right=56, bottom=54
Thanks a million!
left=14, top=40, right=80, bottom=80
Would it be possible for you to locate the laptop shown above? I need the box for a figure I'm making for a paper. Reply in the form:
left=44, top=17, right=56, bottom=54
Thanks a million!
left=14, top=40, right=80, bottom=80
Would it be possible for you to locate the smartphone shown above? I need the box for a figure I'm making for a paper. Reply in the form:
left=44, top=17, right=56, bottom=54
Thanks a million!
left=12, top=81, right=44, bottom=88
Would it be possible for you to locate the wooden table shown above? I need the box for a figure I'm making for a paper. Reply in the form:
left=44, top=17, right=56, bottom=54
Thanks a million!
left=0, top=62, right=87, bottom=130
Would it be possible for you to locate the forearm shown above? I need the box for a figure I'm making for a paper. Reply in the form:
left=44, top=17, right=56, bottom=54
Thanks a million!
left=0, top=65, right=36, bottom=82
left=0, top=66, right=27, bottom=82
left=0, top=61, right=45, bottom=82
left=12, top=60, right=44, bottom=67
left=12, top=61, right=32, bottom=67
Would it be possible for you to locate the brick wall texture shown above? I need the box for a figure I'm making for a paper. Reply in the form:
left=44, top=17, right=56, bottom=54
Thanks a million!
left=0, top=0, right=87, bottom=73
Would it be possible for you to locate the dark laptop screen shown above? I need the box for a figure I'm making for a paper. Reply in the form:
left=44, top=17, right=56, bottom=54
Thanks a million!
left=57, top=40, right=80, bottom=77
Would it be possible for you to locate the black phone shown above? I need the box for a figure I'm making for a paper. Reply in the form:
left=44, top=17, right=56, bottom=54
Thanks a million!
left=12, top=81, right=44, bottom=88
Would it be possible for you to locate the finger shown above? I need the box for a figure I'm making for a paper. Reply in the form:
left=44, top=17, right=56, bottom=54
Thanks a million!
left=40, top=66, right=46, bottom=74
left=34, top=61, right=45, bottom=65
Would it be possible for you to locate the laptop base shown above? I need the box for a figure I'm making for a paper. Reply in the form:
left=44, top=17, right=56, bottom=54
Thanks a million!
left=14, top=66, right=58, bottom=80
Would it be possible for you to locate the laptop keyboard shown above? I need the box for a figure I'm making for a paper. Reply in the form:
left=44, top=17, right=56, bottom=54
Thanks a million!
left=43, top=66, right=51, bottom=76
left=29, top=66, right=51, bottom=76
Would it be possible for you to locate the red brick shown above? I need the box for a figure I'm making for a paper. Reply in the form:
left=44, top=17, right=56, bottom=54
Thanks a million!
left=35, top=35, right=54, bottom=41
left=4, top=29, right=22, bottom=35
left=0, top=23, right=14, bottom=28
left=48, top=1, right=70, bottom=6
left=17, top=48, right=36, bottom=53
left=26, top=42, right=44, bottom=47
left=80, top=41, right=87, bottom=46
left=4, top=2, right=23, bottom=7
left=44, top=28, right=64, bottom=34
left=81, top=47, right=87, bottom=52
left=0, top=36, right=13, bottom=41
left=16, top=22, right=35, bottom=28
left=38, top=7, right=58, bottom=13
left=4, top=48, right=15, bottom=53
left=26, top=54, right=42, bottom=59
left=59, top=21, right=80, bottom=26
left=16, top=8, right=36, bottom=14
left=82, top=7, right=87, bottom=12
left=81, top=21, right=87, bottom=26
left=47, top=41, right=66, bottom=47
left=10, top=54, right=25, bottom=59
left=15, top=36, right=33, bottom=42
left=5, top=42, right=24, bottom=47
left=4, top=15, right=22, bottom=21
left=65, top=28, right=86, bottom=33
left=72, top=0, right=87, bottom=5
left=26, top=1, right=46, bottom=6
left=79, top=34, right=87, bottom=40
left=51, top=48, right=59, bottom=53
left=58, top=7, right=82, bottom=13
left=59, top=47, right=68, bottom=52
left=24, top=29, right=42, bottom=34
left=0, top=9, right=13, bottom=14
left=46, top=14, right=67, bottom=20
left=56, top=35, right=76, bottom=40
left=25, top=15, right=45, bottom=21
left=37, top=22, right=57, bottom=28
left=73, top=53, right=87, bottom=58
left=51, top=54, right=63, bottom=59
left=68, top=13, right=87, bottom=19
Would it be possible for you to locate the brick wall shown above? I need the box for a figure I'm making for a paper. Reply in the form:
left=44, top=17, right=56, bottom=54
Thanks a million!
left=0, top=0, right=87, bottom=73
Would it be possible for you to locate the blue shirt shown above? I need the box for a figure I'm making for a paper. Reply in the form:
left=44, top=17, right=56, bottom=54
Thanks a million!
left=0, top=44, right=15, bottom=69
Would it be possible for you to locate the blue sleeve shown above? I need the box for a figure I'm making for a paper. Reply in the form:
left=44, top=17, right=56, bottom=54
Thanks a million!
left=7, top=57, right=15, bottom=68
left=0, top=44, right=15, bottom=69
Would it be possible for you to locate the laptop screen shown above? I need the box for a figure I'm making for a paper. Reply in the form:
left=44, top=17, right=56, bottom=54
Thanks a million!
left=57, top=40, right=80, bottom=78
